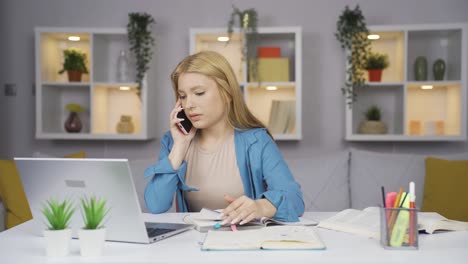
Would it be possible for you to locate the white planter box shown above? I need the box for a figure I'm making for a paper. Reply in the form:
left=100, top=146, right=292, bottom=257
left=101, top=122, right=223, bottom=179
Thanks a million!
left=78, top=228, right=106, bottom=256
left=43, top=229, right=72, bottom=257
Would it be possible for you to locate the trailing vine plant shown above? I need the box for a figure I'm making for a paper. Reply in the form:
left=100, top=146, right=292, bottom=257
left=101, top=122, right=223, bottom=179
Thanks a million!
left=227, top=5, right=259, bottom=82
left=127, top=12, right=155, bottom=96
left=335, top=5, right=371, bottom=107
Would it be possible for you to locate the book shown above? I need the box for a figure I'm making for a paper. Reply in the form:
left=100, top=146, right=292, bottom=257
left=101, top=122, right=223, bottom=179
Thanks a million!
left=417, top=212, right=468, bottom=234
left=183, top=208, right=318, bottom=232
left=201, top=226, right=326, bottom=251
left=317, top=207, right=468, bottom=239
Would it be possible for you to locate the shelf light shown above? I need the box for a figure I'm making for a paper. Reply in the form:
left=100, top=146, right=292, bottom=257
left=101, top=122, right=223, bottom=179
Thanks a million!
left=421, top=85, right=433, bottom=90
left=119, top=86, right=131, bottom=91
left=217, top=36, right=230, bottom=42
left=266, top=86, right=278, bottom=91
left=68, top=36, right=80, bottom=41
left=367, top=34, right=380, bottom=40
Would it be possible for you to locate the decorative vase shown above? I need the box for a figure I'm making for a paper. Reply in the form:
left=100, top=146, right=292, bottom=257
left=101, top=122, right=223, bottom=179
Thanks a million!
left=116, top=115, right=134, bottom=134
left=414, top=56, right=428, bottom=81
left=367, top=69, right=383, bottom=82
left=432, top=58, right=446, bottom=81
left=78, top=228, right=106, bottom=257
left=67, top=70, right=83, bottom=82
left=64, top=112, right=82, bottom=133
left=44, top=229, right=72, bottom=257
left=117, top=50, right=130, bottom=82
left=358, top=121, right=388, bottom=134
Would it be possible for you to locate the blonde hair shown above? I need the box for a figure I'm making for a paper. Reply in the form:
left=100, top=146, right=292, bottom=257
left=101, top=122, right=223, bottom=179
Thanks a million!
left=170, top=51, right=272, bottom=138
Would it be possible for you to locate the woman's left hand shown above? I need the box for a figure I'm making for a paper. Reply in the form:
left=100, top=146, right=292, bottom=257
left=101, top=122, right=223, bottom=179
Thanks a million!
left=221, top=195, right=277, bottom=225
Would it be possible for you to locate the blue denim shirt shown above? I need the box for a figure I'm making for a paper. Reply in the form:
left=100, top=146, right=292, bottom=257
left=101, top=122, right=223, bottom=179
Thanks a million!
left=144, top=128, right=304, bottom=222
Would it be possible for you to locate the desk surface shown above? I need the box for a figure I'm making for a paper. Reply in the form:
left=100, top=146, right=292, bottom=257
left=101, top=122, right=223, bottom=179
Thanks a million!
left=1, top=212, right=467, bottom=264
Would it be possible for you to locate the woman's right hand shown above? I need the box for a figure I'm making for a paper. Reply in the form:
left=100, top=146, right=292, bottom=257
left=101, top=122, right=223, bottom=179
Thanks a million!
left=168, top=100, right=197, bottom=169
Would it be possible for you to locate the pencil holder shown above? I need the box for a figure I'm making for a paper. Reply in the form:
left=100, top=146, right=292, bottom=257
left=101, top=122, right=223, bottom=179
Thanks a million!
left=380, top=207, right=419, bottom=250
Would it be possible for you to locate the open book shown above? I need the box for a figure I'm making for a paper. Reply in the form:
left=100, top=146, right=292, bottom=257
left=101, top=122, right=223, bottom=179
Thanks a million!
left=183, top=208, right=318, bottom=232
left=317, top=207, right=468, bottom=239
left=201, top=226, right=326, bottom=251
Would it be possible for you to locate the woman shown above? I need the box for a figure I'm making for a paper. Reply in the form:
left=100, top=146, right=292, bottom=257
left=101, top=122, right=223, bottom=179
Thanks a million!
left=144, top=51, right=304, bottom=224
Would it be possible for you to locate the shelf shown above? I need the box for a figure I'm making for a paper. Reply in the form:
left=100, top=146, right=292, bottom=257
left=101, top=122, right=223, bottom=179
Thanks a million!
left=406, top=83, right=461, bottom=136
left=367, top=31, right=405, bottom=82
left=407, top=29, right=462, bottom=81
left=190, top=27, right=302, bottom=140
left=346, top=23, right=466, bottom=142
left=35, top=27, right=155, bottom=140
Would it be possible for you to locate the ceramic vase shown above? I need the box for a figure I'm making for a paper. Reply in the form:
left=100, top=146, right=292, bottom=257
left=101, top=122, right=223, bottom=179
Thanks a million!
left=432, top=59, right=446, bottom=81
left=414, top=56, right=428, bottom=81
left=65, top=112, right=82, bottom=133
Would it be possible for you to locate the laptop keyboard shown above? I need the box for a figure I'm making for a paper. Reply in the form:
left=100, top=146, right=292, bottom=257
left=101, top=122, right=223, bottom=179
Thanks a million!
left=146, top=227, right=175, bottom=238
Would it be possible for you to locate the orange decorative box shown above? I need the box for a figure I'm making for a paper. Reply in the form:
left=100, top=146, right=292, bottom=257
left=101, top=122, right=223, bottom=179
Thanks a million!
left=257, top=47, right=281, bottom=58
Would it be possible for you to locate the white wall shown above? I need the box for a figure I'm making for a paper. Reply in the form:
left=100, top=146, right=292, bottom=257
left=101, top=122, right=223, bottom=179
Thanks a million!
left=1, top=0, right=468, bottom=161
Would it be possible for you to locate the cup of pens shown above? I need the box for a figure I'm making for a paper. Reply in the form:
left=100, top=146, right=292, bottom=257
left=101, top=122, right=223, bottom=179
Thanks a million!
left=380, top=206, right=419, bottom=249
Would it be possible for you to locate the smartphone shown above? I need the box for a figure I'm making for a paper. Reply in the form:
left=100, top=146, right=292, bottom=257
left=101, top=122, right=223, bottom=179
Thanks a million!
left=175, top=110, right=193, bottom=135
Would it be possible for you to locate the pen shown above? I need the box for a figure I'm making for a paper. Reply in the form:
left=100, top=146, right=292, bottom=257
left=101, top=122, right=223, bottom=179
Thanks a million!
left=230, top=224, right=238, bottom=232
left=409, top=182, right=416, bottom=246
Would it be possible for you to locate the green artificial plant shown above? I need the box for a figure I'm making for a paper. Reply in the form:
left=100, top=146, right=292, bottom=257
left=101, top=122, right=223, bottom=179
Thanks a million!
left=42, top=198, right=75, bottom=230
left=127, top=12, right=156, bottom=94
left=227, top=5, right=259, bottom=82
left=364, top=51, right=390, bottom=70
left=365, top=105, right=382, bottom=121
left=335, top=5, right=372, bottom=107
left=80, top=196, right=110, bottom=230
left=58, top=48, right=89, bottom=74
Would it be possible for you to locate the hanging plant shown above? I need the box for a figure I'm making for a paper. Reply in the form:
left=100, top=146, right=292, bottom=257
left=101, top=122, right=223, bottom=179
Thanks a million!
left=227, top=5, right=259, bottom=82
left=335, top=5, right=371, bottom=107
left=127, top=12, right=155, bottom=95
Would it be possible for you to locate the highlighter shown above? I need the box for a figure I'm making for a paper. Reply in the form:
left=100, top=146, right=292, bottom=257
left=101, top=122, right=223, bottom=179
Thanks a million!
left=390, top=192, right=410, bottom=247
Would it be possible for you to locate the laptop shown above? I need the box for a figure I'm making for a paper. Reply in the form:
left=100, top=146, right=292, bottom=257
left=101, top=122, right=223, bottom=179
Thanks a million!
left=14, top=158, right=193, bottom=244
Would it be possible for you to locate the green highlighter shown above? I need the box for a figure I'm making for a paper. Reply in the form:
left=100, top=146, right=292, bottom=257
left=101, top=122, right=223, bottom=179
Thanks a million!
left=390, top=192, right=410, bottom=247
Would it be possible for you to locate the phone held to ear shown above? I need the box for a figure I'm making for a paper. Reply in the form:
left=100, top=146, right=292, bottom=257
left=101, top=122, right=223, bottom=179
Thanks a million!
left=176, top=110, right=193, bottom=135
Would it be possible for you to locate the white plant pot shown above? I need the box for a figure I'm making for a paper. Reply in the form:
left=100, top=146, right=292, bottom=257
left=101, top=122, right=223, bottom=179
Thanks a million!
left=43, top=229, right=72, bottom=257
left=78, top=228, right=106, bottom=257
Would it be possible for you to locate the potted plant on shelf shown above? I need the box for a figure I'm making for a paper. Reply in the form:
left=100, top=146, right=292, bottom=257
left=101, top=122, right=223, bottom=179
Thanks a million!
left=358, top=105, right=388, bottom=134
left=227, top=5, right=259, bottom=82
left=364, top=51, right=389, bottom=82
left=335, top=5, right=371, bottom=106
left=58, top=48, right=89, bottom=82
left=78, top=195, right=110, bottom=257
left=42, top=198, right=75, bottom=257
left=64, top=103, right=83, bottom=133
left=127, top=12, right=156, bottom=96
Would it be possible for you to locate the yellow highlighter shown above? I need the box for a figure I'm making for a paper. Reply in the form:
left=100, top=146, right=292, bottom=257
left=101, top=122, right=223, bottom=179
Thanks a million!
left=390, top=192, right=410, bottom=247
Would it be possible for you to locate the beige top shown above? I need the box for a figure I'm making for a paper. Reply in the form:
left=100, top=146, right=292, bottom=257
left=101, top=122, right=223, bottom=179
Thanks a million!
left=184, top=133, right=244, bottom=212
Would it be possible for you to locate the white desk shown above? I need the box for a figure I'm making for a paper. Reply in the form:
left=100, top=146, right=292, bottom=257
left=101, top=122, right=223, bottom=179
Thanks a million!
left=1, top=212, right=467, bottom=263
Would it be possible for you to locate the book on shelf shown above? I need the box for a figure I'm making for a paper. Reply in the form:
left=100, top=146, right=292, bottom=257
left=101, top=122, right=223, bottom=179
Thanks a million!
left=201, top=226, right=326, bottom=251
left=268, top=100, right=296, bottom=134
left=183, top=208, right=318, bottom=232
left=317, top=207, right=468, bottom=239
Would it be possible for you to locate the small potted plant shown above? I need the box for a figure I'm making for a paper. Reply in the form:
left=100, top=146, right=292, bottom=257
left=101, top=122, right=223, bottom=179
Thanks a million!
left=358, top=105, right=388, bottom=134
left=364, top=51, right=390, bottom=82
left=78, top=195, right=110, bottom=257
left=42, top=198, right=75, bottom=257
left=58, top=48, right=89, bottom=82
left=227, top=5, right=259, bottom=82
left=64, top=103, right=83, bottom=133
